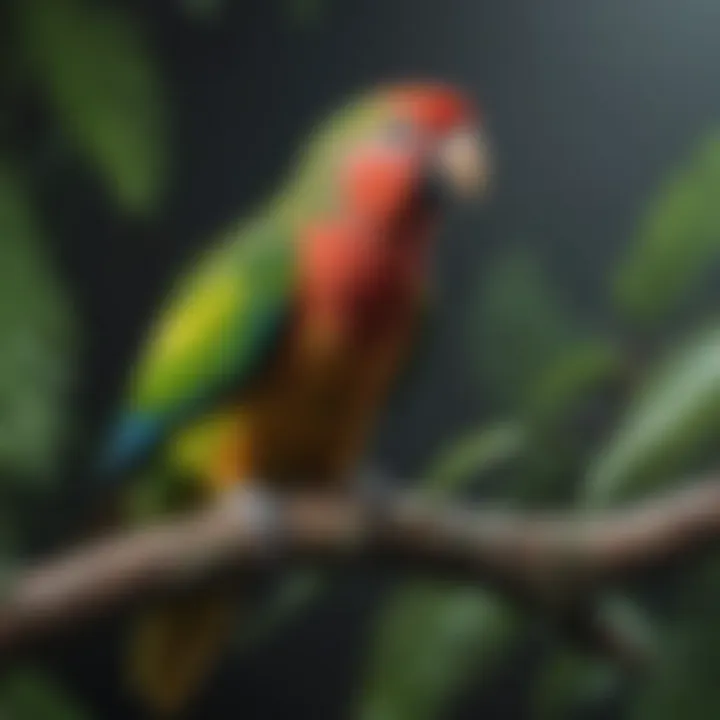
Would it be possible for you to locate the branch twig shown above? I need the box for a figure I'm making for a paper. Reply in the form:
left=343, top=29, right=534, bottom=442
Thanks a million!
left=2, top=480, right=720, bottom=666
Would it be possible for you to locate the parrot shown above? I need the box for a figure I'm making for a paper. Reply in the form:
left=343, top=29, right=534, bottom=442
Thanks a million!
left=99, top=81, right=491, bottom=716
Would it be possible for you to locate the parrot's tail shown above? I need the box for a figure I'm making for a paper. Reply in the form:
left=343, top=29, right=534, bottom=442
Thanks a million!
left=126, top=594, right=236, bottom=717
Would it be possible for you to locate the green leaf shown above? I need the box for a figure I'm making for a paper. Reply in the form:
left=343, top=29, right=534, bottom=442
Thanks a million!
left=584, top=323, right=720, bottom=506
left=355, top=582, right=521, bottom=720
left=16, top=0, right=168, bottom=215
left=354, top=428, right=527, bottom=720
left=0, top=165, right=77, bottom=487
left=0, top=668, right=89, bottom=720
left=469, top=247, right=577, bottom=413
left=597, top=594, right=658, bottom=660
left=527, top=339, right=624, bottom=428
left=502, top=339, right=627, bottom=505
left=236, top=570, right=327, bottom=649
left=533, top=595, right=655, bottom=719
left=613, top=132, right=720, bottom=326
left=629, top=562, right=720, bottom=720
left=423, top=422, right=525, bottom=499
left=532, top=648, right=621, bottom=720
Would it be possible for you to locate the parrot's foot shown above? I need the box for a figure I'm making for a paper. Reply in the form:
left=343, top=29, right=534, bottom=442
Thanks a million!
left=357, top=465, right=395, bottom=497
left=355, top=466, right=398, bottom=537
left=216, top=485, right=286, bottom=560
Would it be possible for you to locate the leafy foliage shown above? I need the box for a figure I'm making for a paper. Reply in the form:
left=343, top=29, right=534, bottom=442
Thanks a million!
left=0, top=0, right=170, bottom=715
left=585, top=324, right=720, bottom=506
left=0, top=167, right=86, bottom=714
left=531, top=596, right=655, bottom=720
left=526, top=339, right=623, bottom=428
left=531, top=649, right=620, bottom=720
left=0, top=668, right=89, bottom=720
left=613, top=133, right=720, bottom=326
left=235, top=570, right=328, bottom=650
left=357, top=583, right=520, bottom=720
left=0, top=165, right=76, bottom=486
left=356, top=423, right=526, bottom=720
left=15, top=0, right=168, bottom=215
left=357, top=128, right=720, bottom=720
left=629, top=561, right=720, bottom=720
left=422, top=421, right=525, bottom=498
left=469, top=247, right=578, bottom=413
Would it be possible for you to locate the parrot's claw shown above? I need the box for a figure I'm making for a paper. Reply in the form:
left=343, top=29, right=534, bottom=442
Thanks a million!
left=358, top=465, right=393, bottom=494
left=356, top=465, right=397, bottom=529
left=218, top=485, right=286, bottom=557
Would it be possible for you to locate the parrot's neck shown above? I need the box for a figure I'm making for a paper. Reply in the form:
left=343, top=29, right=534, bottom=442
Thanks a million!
left=299, top=195, right=435, bottom=342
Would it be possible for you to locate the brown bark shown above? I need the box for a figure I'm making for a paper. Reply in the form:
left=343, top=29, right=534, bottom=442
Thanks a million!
left=1, top=481, right=719, bottom=665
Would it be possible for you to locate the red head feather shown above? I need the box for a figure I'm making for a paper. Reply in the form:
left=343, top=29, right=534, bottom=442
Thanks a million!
left=384, top=82, right=478, bottom=135
left=340, top=82, right=479, bottom=220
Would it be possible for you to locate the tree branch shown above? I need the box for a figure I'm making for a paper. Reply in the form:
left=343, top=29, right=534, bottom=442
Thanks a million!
left=2, top=480, right=720, bottom=666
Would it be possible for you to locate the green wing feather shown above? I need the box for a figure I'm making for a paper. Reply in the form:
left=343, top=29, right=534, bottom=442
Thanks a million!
left=101, top=216, right=295, bottom=476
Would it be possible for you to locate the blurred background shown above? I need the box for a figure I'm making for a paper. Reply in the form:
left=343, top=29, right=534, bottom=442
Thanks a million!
left=4, top=0, right=720, bottom=717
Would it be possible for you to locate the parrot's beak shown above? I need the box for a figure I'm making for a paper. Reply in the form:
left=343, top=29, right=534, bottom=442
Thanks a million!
left=435, top=127, right=492, bottom=200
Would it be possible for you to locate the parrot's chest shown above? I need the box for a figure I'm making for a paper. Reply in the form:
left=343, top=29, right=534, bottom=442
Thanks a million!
left=181, top=222, right=428, bottom=489
left=239, top=300, right=416, bottom=486
left=225, top=220, right=427, bottom=485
